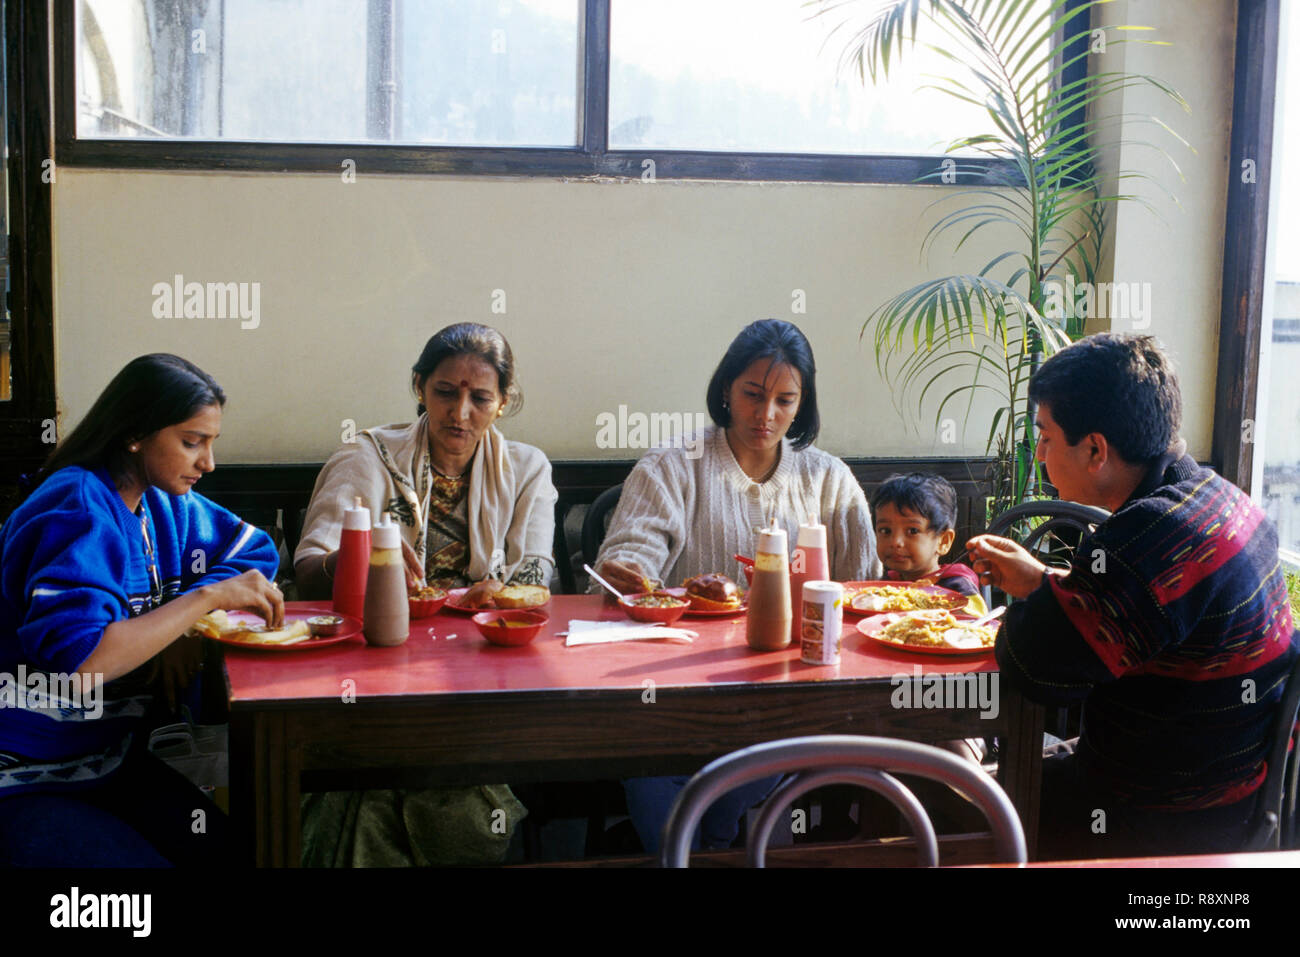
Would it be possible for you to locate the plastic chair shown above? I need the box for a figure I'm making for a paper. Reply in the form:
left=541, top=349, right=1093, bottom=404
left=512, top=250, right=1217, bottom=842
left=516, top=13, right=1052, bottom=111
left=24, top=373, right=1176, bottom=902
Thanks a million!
left=659, top=735, right=1026, bottom=867
left=1245, top=649, right=1300, bottom=850
left=580, top=483, right=623, bottom=572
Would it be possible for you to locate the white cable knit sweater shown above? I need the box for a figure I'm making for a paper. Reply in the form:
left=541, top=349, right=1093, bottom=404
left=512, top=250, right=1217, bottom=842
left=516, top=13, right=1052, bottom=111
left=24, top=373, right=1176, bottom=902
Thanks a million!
left=593, top=426, right=881, bottom=589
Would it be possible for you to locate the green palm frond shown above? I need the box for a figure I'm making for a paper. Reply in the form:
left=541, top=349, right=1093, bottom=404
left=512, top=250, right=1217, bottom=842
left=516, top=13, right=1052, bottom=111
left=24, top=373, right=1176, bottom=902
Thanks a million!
left=813, top=0, right=1186, bottom=516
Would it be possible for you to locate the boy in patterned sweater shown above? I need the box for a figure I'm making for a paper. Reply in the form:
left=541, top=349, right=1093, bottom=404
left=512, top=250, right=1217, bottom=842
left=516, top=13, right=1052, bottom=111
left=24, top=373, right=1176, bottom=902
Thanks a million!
left=968, top=333, right=1296, bottom=859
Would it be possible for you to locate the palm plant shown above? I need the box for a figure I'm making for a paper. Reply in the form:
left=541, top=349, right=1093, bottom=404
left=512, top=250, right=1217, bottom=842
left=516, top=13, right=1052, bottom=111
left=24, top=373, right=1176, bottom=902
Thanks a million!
left=814, top=0, right=1187, bottom=518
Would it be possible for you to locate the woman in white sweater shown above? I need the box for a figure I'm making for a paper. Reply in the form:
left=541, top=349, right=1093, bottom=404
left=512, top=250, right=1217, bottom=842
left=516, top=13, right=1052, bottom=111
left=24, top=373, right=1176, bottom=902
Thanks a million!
left=594, top=319, right=881, bottom=854
left=596, top=320, right=880, bottom=592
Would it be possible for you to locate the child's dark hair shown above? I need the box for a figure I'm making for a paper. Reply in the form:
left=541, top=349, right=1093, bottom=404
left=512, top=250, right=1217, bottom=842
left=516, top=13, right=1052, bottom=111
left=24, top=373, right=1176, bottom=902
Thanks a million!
left=870, top=473, right=958, bottom=533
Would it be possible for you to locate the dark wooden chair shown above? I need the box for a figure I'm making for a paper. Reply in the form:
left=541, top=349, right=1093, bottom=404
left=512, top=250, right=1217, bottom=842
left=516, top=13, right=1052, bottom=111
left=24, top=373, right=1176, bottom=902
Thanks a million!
left=970, top=500, right=1110, bottom=747
left=579, top=483, right=623, bottom=585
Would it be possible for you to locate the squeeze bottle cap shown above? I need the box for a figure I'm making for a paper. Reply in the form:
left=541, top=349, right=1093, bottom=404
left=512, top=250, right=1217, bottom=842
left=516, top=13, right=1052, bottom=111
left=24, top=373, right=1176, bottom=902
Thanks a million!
left=372, top=512, right=401, bottom=549
left=756, top=525, right=787, bottom=557
left=343, top=496, right=370, bottom=531
left=795, top=522, right=826, bottom=550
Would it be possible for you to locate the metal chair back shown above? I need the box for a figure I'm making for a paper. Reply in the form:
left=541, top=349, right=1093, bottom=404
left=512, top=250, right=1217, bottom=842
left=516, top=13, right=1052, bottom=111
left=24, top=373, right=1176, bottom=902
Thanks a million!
left=660, top=735, right=1026, bottom=867
left=1246, top=647, right=1300, bottom=850
left=978, top=499, right=1110, bottom=609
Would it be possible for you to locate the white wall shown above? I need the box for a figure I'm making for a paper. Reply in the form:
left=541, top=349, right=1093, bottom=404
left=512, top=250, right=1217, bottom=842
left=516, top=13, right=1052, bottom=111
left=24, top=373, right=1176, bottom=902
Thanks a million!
left=51, top=0, right=1237, bottom=466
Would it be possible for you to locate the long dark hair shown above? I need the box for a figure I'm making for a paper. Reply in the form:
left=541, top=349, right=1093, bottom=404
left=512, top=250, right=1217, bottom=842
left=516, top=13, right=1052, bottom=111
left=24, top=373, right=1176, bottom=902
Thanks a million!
left=411, top=323, right=522, bottom=416
left=705, top=319, right=820, bottom=450
left=31, top=354, right=226, bottom=492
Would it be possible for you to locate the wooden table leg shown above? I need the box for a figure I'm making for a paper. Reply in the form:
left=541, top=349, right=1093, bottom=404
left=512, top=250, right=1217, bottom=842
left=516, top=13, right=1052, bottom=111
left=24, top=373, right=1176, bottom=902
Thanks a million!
left=998, top=687, right=1044, bottom=860
left=229, top=711, right=301, bottom=867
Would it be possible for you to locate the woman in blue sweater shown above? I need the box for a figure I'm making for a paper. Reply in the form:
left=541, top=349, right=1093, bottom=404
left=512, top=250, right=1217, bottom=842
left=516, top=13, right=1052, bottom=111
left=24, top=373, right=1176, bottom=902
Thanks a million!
left=0, top=354, right=282, bottom=866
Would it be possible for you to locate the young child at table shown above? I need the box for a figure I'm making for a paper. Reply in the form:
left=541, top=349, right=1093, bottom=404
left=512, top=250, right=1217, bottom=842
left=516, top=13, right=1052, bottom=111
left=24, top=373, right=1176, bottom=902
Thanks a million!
left=870, top=473, right=980, bottom=597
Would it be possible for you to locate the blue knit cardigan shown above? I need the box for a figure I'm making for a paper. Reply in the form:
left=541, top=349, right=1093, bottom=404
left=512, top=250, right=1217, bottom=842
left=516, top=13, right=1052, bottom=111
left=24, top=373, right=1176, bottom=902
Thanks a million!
left=0, top=466, right=278, bottom=792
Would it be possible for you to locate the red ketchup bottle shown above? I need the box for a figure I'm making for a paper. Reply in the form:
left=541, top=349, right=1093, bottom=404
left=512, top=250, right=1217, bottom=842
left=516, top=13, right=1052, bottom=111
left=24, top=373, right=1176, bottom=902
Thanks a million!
left=333, top=497, right=370, bottom=621
left=789, top=521, right=829, bottom=645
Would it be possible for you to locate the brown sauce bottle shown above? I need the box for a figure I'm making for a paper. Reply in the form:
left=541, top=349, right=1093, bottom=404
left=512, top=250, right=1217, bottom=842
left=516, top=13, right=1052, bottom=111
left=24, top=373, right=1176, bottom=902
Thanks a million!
left=746, top=525, right=791, bottom=651
left=363, top=513, right=409, bottom=647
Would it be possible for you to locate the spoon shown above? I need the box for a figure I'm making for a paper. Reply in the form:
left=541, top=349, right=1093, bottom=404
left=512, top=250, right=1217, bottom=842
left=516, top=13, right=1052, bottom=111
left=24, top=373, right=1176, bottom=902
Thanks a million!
left=943, top=605, right=1006, bottom=648
left=968, top=606, right=1007, bottom=628
left=584, top=564, right=625, bottom=602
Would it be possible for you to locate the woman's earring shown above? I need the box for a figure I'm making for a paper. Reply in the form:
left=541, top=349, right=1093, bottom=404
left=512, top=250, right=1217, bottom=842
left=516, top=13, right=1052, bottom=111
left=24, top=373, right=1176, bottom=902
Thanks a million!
left=129, top=444, right=139, bottom=452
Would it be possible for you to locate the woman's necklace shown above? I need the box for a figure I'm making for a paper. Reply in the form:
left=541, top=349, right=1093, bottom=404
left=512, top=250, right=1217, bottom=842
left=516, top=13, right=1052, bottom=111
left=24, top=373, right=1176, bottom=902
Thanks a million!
left=138, top=505, right=164, bottom=609
left=428, top=436, right=473, bottom=480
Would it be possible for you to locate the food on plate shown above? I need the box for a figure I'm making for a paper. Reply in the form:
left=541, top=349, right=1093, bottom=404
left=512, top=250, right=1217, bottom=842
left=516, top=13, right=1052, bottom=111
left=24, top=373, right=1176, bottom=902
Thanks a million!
left=190, top=609, right=231, bottom=640
left=456, top=581, right=550, bottom=610
left=188, top=609, right=313, bottom=645
left=492, top=584, right=550, bottom=609
left=410, top=585, right=448, bottom=601
left=460, top=579, right=505, bottom=609
left=850, top=584, right=967, bottom=614
left=628, top=593, right=689, bottom=608
left=226, top=621, right=313, bottom=646
left=878, top=611, right=997, bottom=650
left=682, top=573, right=743, bottom=612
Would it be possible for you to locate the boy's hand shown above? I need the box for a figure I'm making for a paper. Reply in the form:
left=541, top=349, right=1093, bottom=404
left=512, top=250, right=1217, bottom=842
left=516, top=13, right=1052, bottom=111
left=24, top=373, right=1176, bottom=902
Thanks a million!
left=965, top=535, right=1048, bottom=600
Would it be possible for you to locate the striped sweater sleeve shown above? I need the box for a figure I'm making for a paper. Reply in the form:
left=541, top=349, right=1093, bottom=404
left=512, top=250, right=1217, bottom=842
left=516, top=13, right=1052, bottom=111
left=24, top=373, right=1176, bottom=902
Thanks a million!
left=172, top=491, right=281, bottom=590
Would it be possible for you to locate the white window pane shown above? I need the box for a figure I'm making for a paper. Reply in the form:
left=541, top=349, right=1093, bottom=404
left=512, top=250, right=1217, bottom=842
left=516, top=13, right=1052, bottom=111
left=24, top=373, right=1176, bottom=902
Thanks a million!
left=75, top=0, right=580, bottom=146
left=609, top=0, right=1050, bottom=154
left=1261, top=5, right=1300, bottom=555
left=398, top=0, right=580, bottom=147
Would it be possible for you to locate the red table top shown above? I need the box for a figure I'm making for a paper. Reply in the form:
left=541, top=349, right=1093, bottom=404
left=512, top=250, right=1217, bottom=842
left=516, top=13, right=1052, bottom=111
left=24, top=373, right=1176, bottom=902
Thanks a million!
left=223, top=596, right=997, bottom=707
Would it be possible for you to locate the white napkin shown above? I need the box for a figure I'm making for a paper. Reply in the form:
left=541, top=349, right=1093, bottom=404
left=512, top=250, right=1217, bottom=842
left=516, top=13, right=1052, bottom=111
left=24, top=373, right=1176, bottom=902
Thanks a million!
left=564, top=619, right=696, bottom=647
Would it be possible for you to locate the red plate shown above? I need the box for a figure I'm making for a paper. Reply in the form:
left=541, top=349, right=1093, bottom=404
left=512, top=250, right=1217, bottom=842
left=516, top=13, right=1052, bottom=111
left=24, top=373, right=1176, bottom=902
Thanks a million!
left=856, top=611, right=996, bottom=657
left=842, top=581, right=969, bottom=617
left=662, top=587, right=747, bottom=619
left=212, top=609, right=363, bottom=652
left=443, top=587, right=552, bottom=615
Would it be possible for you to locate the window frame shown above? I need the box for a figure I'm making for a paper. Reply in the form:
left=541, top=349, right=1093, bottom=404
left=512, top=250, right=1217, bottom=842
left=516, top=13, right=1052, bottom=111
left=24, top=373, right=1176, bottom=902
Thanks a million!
left=53, top=0, right=1090, bottom=186
left=1213, top=0, right=1279, bottom=492
left=0, top=0, right=55, bottom=474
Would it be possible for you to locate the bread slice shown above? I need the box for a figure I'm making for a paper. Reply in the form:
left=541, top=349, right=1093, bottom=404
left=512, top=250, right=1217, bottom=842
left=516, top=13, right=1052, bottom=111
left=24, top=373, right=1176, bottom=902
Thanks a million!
left=189, top=609, right=231, bottom=639
left=226, top=620, right=312, bottom=646
left=493, top=584, right=550, bottom=609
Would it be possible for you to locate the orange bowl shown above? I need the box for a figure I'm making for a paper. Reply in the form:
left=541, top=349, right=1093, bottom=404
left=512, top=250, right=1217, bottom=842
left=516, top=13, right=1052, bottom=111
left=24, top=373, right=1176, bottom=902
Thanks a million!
left=618, top=592, right=690, bottom=625
left=409, top=589, right=448, bottom=618
left=472, top=609, right=547, bottom=646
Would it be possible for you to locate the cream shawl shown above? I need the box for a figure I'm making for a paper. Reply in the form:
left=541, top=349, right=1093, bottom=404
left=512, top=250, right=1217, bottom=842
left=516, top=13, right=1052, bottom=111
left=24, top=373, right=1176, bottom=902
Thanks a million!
left=295, top=416, right=557, bottom=584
